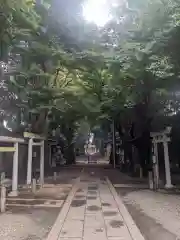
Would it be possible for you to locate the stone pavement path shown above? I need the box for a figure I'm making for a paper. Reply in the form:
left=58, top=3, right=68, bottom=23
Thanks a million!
left=48, top=173, right=145, bottom=240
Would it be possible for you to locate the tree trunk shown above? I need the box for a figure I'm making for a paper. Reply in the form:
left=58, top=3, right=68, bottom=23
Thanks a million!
left=65, top=143, right=75, bottom=165
left=109, top=144, right=119, bottom=165
left=130, top=117, right=152, bottom=177
left=31, top=110, right=48, bottom=134
left=61, top=124, right=76, bottom=165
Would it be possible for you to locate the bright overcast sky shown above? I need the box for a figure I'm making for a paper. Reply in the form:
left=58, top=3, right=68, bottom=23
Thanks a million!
left=83, top=0, right=113, bottom=27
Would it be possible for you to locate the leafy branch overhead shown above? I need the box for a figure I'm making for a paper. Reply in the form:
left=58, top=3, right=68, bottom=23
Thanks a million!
left=0, top=0, right=180, bottom=142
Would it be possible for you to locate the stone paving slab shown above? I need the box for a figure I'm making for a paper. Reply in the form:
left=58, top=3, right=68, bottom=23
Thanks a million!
left=105, top=218, right=131, bottom=238
left=84, top=214, right=104, bottom=228
left=59, top=219, right=84, bottom=238
left=47, top=173, right=145, bottom=240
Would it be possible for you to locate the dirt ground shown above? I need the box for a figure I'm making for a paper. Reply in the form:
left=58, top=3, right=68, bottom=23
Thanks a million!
left=0, top=207, right=58, bottom=240
left=0, top=170, right=79, bottom=240
left=2, top=160, right=180, bottom=240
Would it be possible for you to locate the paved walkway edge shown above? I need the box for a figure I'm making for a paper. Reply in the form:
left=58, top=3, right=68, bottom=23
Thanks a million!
left=106, top=177, right=145, bottom=240
left=46, top=177, right=80, bottom=240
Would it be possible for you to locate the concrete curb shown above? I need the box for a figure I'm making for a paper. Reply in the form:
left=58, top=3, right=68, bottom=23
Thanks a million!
left=113, top=183, right=148, bottom=188
left=7, top=203, right=63, bottom=208
left=46, top=177, right=80, bottom=240
left=106, top=177, right=145, bottom=240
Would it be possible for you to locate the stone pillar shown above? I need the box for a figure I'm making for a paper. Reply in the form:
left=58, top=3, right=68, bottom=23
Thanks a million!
left=163, top=140, right=173, bottom=188
left=27, top=138, right=33, bottom=185
left=9, top=143, right=19, bottom=196
left=40, top=141, right=44, bottom=185
left=154, top=142, right=159, bottom=188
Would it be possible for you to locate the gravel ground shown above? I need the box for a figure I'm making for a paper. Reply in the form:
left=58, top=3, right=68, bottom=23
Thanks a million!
left=0, top=168, right=79, bottom=240
left=116, top=187, right=180, bottom=240
left=0, top=207, right=59, bottom=240
left=105, top=168, right=180, bottom=240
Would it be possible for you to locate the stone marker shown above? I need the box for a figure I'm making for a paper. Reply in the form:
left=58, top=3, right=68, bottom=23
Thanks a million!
left=54, top=172, right=57, bottom=181
left=32, top=178, right=36, bottom=194
left=0, top=172, right=5, bottom=185
left=1, top=186, right=6, bottom=212
left=148, top=171, right=154, bottom=189
left=140, top=167, right=143, bottom=179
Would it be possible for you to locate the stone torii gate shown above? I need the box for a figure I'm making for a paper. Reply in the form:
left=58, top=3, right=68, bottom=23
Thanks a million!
left=151, top=127, right=173, bottom=189
left=0, top=136, right=25, bottom=197
left=24, top=132, right=45, bottom=186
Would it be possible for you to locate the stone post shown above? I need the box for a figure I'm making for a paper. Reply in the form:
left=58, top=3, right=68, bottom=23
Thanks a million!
left=0, top=172, right=5, bottom=185
left=53, top=172, right=57, bottom=181
left=32, top=178, right=36, bottom=194
left=140, top=167, right=143, bottom=179
left=0, top=186, right=6, bottom=212
left=148, top=171, right=154, bottom=189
